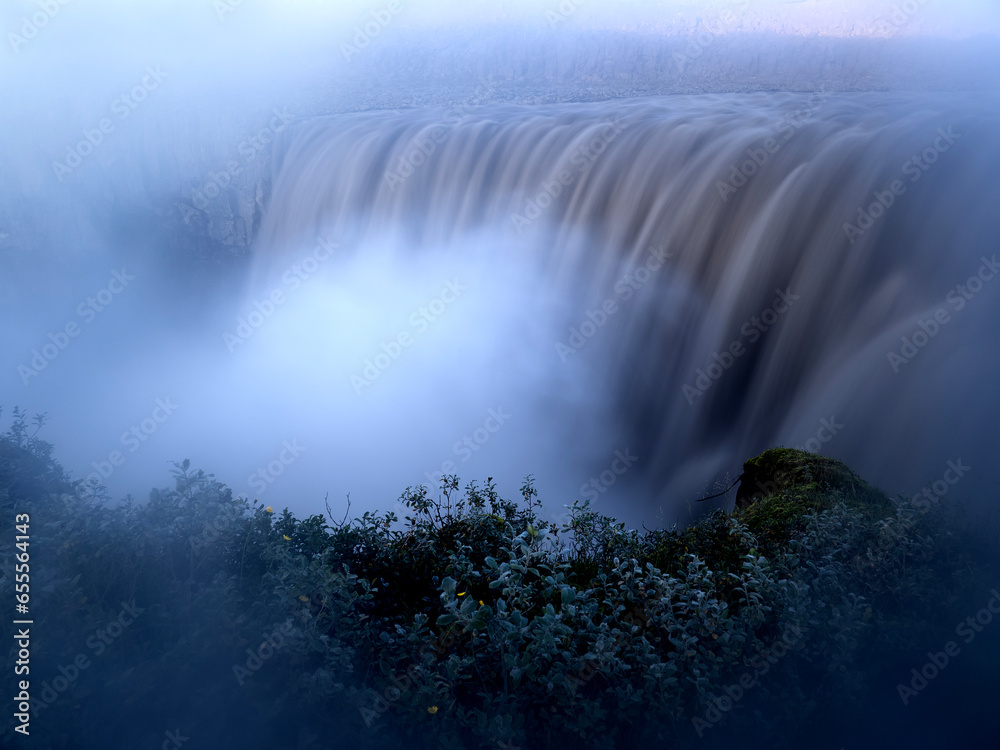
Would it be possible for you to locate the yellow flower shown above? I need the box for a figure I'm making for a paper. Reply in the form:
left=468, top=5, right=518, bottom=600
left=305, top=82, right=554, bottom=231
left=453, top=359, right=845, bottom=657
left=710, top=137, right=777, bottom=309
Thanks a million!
left=283, top=535, right=291, bottom=541
left=457, top=591, right=466, bottom=596
left=427, top=706, right=439, bottom=714
left=299, top=595, right=309, bottom=602
left=479, top=600, right=484, bottom=606
left=266, top=507, right=274, bottom=513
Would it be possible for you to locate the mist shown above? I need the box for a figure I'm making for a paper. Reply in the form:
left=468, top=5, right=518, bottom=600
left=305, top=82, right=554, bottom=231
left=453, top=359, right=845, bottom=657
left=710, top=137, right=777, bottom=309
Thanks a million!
left=5, top=3, right=1000, bottom=750
left=3, top=0, right=1000, bottom=532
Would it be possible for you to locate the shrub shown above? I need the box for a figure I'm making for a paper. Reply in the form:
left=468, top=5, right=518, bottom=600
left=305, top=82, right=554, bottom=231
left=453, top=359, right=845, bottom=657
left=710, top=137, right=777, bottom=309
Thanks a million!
left=0, top=412, right=989, bottom=750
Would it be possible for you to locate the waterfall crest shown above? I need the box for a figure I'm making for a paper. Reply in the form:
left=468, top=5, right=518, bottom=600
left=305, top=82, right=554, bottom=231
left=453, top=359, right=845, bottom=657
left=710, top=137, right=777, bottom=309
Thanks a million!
left=251, top=91, right=1000, bottom=519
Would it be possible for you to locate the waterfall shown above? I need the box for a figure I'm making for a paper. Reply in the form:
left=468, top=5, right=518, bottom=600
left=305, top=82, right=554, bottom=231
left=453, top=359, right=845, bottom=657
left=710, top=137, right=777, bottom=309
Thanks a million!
left=248, top=90, right=1000, bottom=523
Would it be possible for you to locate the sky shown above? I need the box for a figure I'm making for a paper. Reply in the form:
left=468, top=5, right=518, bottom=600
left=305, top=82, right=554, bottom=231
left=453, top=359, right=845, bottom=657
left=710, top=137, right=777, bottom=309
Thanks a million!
left=2, top=0, right=998, bottom=67
left=2, top=1, right=996, bottom=108
left=380, top=0, right=1000, bottom=36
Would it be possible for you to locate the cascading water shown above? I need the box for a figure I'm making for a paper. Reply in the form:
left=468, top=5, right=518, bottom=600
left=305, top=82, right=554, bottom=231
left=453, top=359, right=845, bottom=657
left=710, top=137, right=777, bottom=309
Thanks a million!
left=246, top=90, right=1000, bottom=526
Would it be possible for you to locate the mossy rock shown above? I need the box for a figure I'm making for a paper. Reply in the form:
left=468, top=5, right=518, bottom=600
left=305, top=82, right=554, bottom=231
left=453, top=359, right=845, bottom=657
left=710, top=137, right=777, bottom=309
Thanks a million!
left=734, top=448, right=895, bottom=549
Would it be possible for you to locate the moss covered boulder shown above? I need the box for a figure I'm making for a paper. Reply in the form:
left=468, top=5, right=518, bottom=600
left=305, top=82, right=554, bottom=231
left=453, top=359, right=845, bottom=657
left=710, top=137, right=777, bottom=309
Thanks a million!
left=734, top=447, right=896, bottom=549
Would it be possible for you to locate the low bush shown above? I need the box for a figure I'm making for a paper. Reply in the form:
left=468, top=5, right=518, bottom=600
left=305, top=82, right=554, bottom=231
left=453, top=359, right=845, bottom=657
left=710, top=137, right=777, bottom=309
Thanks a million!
left=0, top=410, right=989, bottom=750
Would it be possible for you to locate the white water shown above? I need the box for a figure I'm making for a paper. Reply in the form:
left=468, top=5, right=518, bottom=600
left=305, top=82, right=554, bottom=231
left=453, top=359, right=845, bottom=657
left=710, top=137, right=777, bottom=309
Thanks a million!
left=243, top=91, right=1000, bottom=525
left=7, top=91, right=998, bottom=530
